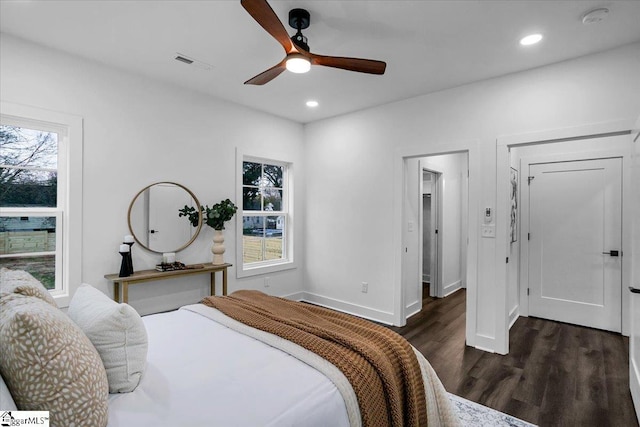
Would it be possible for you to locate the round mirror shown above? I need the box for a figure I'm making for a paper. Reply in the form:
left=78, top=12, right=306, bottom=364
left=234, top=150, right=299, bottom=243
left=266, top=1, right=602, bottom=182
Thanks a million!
left=127, top=182, right=203, bottom=253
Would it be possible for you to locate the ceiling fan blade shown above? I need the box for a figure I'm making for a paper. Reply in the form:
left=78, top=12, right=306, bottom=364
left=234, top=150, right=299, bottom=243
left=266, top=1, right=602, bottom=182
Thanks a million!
left=241, top=0, right=296, bottom=53
left=244, top=60, right=287, bottom=85
left=310, top=54, right=386, bottom=75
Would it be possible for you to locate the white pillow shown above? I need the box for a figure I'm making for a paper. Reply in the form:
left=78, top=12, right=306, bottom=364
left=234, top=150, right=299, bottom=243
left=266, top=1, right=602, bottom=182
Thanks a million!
left=68, top=284, right=148, bottom=393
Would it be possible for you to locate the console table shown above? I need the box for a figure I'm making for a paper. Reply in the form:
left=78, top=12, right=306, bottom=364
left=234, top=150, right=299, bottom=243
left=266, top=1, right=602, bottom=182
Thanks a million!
left=104, top=263, right=232, bottom=304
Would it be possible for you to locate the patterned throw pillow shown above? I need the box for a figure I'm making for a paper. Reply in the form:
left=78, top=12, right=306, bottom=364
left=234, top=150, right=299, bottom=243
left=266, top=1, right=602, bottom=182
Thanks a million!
left=68, top=284, right=148, bottom=393
left=0, top=268, right=58, bottom=307
left=0, top=293, right=109, bottom=427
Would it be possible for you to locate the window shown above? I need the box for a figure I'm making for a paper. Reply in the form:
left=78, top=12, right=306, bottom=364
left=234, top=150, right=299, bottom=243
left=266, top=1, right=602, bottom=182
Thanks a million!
left=0, top=102, right=83, bottom=307
left=237, top=153, right=294, bottom=277
left=0, top=124, right=61, bottom=290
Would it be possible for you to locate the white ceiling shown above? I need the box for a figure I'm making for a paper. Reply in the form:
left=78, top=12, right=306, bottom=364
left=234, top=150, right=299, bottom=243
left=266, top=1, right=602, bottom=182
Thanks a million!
left=2, top=1, right=640, bottom=123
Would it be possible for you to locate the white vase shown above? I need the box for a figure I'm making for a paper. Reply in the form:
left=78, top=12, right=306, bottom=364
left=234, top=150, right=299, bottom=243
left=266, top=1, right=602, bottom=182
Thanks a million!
left=211, top=229, right=225, bottom=265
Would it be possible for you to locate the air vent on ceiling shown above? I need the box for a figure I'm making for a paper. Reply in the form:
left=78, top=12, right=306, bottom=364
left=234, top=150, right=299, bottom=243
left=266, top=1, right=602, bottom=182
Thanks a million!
left=174, top=53, right=214, bottom=71
left=175, top=55, right=194, bottom=64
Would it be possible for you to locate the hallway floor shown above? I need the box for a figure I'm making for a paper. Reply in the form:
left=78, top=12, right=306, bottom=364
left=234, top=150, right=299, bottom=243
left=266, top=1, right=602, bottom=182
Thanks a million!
left=390, top=287, right=638, bottom=427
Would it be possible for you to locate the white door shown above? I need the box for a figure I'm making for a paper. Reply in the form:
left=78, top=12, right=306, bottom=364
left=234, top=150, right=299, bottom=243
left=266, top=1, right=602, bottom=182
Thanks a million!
left=430, top=173, right=440, bottom=298
left=422, top=170, right=440, bottom=298
left=528, top=158, right=622, bottom=332
left=629, top=116, right=640, bottom=422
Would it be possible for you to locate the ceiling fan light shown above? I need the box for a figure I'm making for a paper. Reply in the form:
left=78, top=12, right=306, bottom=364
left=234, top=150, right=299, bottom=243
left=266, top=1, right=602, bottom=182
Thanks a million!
left=286, top=55, right=311, bottom=73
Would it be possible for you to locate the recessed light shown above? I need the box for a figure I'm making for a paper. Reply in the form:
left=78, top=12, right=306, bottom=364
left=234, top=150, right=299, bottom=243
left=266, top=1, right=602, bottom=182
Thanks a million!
left=520, top=34, right=543, bottom=46
left=306, top=100, right=319, bottom=108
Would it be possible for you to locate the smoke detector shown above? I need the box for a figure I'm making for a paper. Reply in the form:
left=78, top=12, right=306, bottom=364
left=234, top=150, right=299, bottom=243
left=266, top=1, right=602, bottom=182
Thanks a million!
left=582, top=8, right=609, bottom=25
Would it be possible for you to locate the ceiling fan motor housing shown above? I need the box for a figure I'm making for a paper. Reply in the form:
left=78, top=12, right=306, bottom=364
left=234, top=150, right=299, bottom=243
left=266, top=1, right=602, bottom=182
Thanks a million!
left=289, top=8, right=310, bottom=29
left=289, top=8, right=310, bottom=51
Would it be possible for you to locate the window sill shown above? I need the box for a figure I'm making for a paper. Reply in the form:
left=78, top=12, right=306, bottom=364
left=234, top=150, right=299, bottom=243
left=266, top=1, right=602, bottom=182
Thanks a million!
left=236, top=259, right=297, bottom=279
left=52, top=291, right=71, bottom=309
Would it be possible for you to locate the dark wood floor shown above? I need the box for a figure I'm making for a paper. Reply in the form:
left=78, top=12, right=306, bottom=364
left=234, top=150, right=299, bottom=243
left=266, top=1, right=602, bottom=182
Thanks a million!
left=390, top=285, right=638, bottom=427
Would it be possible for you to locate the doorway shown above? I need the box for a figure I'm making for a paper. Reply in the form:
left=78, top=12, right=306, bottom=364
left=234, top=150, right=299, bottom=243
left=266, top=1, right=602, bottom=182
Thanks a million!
left=394, top=141, right=479, bottom=348
left=497, top=131, right=634, bottom=355
left=402, top=152, right=469, bottom=319
left=528, top=157, right=622, bottom=332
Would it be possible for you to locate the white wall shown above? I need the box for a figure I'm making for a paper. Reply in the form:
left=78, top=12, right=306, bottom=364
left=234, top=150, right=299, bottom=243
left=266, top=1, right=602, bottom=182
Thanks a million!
left=403, top=157, right=422, bottom=317
left=0, top=35, right=305, bottom=315
left=304, top=42, right=640, bottom=351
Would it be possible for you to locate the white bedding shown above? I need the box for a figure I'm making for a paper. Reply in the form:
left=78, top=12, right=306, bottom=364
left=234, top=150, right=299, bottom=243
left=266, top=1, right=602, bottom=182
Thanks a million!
left=107, top=306, right=350, bottom=427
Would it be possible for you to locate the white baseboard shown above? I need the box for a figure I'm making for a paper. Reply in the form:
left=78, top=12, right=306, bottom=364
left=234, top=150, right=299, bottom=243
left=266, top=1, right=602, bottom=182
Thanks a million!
left=631, top=357, right=640, bottom=423
left=300, top=292, right=396, bottom=325
left=288, top=290, right=503, bottom=355
left=443, top=280, right=462, bottom=297
left=509, top=305, right=519, bottom=329
left=473, top=333, right=496, bottom=353
left=405, top=300, right=421, bottom=318
left=282, top=291, right=305, bottom=301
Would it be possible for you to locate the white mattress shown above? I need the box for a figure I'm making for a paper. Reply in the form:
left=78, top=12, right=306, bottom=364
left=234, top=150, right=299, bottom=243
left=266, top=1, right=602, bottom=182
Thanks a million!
left=107, top=306, right=350, bottom=427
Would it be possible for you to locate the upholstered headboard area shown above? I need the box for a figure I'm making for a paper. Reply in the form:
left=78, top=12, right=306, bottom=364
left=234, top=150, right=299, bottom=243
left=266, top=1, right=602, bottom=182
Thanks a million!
left=0, top=268, right=148, bottom=426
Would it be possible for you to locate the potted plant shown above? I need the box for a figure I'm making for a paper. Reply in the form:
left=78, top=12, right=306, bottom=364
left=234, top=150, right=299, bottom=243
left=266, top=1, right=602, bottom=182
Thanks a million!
left=179, top=199, right=237, bottom=264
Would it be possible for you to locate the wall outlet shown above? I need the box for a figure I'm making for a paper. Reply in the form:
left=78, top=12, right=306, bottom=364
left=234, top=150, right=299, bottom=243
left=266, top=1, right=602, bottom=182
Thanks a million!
left=481, top=225, right=495, bottom=238
left=361, top=282, right=368, bottom=293
left=264, top=277, right=270, bottom=287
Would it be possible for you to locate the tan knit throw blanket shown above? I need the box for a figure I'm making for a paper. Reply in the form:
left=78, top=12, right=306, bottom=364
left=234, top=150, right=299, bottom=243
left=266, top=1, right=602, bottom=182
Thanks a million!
left=202, top=290, right=428, bottom=427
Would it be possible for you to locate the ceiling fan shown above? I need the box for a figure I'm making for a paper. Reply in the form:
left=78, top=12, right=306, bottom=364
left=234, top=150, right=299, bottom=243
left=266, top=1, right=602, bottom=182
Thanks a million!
left=241, top=0, right=387, bottom=85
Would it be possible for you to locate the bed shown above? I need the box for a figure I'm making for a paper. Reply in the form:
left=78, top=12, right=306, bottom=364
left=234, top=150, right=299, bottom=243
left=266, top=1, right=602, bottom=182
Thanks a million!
left=108, top=300, right=460, bottom=427
left=108, top=305, right=355, bottom=426
left=0, top=268, right=460, bottom=427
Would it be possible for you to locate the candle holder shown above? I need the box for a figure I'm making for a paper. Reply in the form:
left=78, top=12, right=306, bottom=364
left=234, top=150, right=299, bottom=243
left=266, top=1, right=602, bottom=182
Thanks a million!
left=119, top=250, right=132, bottom=277
left=123, top=241, right=135, bottom=275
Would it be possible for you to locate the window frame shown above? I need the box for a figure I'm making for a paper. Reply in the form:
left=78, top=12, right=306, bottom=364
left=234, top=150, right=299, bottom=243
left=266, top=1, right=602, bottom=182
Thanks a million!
left=0, top=102, right=83, bottom=307
left=236, top=148, right=296, bottom=278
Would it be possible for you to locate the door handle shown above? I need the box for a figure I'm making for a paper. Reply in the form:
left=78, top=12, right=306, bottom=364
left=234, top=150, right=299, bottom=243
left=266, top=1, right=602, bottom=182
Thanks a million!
left=150, top=229, right=159, bottom=234
left=602, top=250, right=619, bottom=256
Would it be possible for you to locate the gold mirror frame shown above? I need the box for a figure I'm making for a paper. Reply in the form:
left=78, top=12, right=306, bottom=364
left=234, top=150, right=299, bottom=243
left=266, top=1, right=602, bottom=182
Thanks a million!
left=127, top=182, right=203, bottom=254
